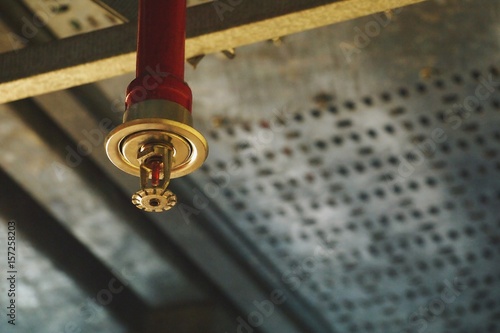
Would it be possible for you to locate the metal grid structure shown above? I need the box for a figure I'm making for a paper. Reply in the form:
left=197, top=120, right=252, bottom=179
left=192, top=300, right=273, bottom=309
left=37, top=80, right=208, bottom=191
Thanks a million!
left=0, top=0, right=500, bottom=332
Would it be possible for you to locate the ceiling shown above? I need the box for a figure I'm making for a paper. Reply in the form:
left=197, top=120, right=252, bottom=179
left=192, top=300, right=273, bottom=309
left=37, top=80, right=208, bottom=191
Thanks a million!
left=1, top=0, right=500, bottom=332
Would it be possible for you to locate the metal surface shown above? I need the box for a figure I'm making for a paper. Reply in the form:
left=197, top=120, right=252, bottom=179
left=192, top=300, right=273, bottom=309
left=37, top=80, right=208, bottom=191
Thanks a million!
left=136, top=0, right=186, bottom=81
left=0, top=168, right=150, bottom=330
left=1, top=0, right=500, bottom=333
left=0, top=217, right=126, bottom=333
left=182, top=2, right=500, bottom=332
left=0, top=0, right=429, bottom=104
left=22, top=0, right=123, bottom=38
left=193, top=69, right=500, bottom=331
left=106, top=117, right=208, bottom=178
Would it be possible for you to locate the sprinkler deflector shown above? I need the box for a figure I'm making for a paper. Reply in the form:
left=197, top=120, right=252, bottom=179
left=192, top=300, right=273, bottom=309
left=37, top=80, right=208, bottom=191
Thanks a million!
left=105, top=0, right=208, bottom=212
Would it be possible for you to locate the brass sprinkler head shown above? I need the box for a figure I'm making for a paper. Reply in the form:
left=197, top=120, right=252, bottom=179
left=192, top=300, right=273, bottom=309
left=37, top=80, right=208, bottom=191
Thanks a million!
left=105, top=100, right=208, bottom=212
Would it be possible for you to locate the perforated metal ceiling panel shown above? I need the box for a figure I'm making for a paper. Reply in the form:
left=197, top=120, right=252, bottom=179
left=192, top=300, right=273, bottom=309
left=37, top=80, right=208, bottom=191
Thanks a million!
left=182, top=1, right=500, bottom=332
left=192, top=66, right=500, bottom=332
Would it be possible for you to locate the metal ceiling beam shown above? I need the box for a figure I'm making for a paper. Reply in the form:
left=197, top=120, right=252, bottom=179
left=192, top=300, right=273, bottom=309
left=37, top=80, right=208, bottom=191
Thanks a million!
left=91, top=0, right=138, bottom=22
left=0, top=0, right=428, bottom=104
left=90, top=0, right=210, bottom=21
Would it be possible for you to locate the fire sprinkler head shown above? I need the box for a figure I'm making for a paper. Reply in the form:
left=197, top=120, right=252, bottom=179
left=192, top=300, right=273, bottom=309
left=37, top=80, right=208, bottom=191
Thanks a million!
left=105, top=100, right=208, bottom=212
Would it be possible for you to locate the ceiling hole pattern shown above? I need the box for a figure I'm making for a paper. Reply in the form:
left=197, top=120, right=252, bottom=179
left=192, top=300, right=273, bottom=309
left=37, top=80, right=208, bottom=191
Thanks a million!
left=192, top=66, right=500, bottom=332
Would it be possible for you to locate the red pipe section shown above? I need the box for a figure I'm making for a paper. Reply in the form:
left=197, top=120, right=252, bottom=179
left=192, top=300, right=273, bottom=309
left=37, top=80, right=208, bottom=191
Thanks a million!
left=136, top=0, right=186, bottom=79
left=125, top=0, right=192, bottom=112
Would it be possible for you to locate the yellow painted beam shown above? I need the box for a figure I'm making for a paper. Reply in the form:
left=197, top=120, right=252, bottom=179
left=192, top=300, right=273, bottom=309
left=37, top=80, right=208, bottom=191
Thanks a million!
left=0, top=0, right=427, bottom=104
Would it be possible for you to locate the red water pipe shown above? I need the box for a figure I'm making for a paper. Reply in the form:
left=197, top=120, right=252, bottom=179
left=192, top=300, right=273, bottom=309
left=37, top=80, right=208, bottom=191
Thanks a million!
left=125, top=0, right=192, bottom=112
